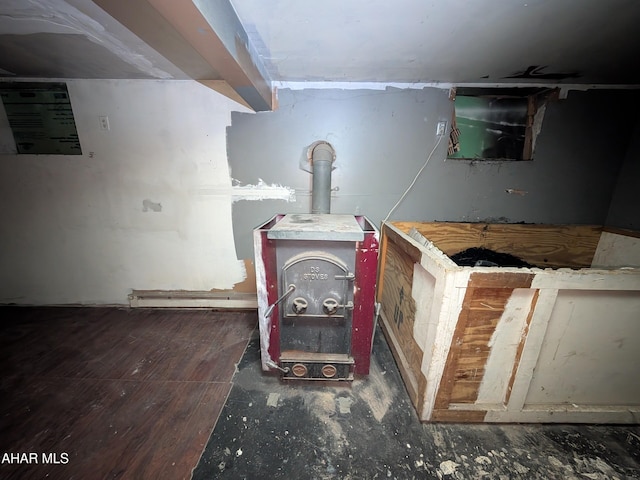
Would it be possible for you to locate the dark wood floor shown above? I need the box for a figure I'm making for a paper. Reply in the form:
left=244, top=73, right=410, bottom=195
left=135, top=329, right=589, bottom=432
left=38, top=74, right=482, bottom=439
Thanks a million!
left=0, top=307, right=256, bottom=480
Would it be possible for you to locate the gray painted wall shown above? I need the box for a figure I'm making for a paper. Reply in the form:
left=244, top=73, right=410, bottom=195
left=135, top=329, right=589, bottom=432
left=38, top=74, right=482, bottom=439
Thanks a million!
left=228, top=88, right=636, bottom=259
left=606, top=113, right=640, bottom=231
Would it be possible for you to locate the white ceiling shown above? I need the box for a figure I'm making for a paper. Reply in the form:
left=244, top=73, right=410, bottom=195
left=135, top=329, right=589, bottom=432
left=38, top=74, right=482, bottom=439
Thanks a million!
left=231, top=0, right=640, bottom=85
left=0, top=0, right=188, bottom=79
left=0, top=0, right=639, bottom=107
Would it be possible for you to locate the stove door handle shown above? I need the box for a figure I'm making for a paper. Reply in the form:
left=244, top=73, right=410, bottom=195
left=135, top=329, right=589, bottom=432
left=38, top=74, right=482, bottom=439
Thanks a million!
left=334, top=273, right=355, bottom=281
left=323, top=298, right=354, bottom=315
left=264, top=284, right=296, bottom=318
left=265, top=360, right=290, bottom=373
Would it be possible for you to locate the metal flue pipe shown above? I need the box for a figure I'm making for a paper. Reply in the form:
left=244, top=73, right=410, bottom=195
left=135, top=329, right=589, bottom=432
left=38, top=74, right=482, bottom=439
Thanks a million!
left=310, top=141, right=335, bottom=214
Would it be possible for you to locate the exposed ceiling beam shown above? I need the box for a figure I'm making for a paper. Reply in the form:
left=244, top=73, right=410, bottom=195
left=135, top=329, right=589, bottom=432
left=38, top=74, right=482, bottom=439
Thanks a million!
left=93, top=0, right=273, bottom=111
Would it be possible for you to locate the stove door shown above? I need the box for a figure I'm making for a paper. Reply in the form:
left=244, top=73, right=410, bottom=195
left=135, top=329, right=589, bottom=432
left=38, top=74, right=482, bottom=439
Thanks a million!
left=280, top=251, right=354, bottom=358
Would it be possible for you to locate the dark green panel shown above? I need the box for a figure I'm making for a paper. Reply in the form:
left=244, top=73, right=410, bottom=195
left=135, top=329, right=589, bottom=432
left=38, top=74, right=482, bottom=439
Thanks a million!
left=0, top=82, right=82, bottom=155
left=449, top=95, right=527, bottom=161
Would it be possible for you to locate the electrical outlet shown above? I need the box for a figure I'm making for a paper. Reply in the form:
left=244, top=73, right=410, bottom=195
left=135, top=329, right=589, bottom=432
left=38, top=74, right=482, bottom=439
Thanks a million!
left=436, top=121, right=447, bottom=136
left=98, top=115, right=110, bottom=131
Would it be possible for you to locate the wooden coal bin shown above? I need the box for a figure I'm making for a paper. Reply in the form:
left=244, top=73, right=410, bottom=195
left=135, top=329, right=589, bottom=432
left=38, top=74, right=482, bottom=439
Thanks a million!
left=377, top=221, right=640, bottom=423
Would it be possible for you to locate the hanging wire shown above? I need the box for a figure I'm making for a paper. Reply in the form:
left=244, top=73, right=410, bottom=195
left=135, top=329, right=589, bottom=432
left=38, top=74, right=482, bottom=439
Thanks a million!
left=383, top=134, right=444, bottom=224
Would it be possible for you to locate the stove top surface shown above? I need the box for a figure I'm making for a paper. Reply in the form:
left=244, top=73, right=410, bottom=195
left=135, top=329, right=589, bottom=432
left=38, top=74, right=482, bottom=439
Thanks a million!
left=267, top=214, right=364, bottom=241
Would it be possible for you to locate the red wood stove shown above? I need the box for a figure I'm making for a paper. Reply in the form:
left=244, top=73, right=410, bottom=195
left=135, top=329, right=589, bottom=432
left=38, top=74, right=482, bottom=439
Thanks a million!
left=254, top=213, right=379, bottom=380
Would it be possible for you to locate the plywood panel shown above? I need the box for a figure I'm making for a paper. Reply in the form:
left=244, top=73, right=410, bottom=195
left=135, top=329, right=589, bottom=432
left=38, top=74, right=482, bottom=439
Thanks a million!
left=526, top=290, right=640, bottom=406
left=379, top=221, right=640, bottom=423
left=592, top=231, right=640, bottom=268
left=435, top=273, right=533, bottom=406
left=392, top=222, right=602, bottom=268
left=378, top=223, right=430, bottom=412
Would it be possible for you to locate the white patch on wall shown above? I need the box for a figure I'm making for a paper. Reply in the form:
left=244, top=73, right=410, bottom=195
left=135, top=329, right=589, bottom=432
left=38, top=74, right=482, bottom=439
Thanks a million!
left=197, top=179, right=296, bottom=202
left=232, top=179, right=296, bottom=202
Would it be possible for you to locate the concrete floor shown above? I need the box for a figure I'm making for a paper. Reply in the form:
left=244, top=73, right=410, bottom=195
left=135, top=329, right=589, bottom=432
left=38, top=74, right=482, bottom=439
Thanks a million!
left=193, top=328, right=640, bottom=480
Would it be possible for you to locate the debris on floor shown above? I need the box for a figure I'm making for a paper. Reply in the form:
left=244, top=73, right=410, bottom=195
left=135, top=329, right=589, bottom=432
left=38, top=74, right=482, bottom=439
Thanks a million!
left=193, top=328, right=640, bottom=480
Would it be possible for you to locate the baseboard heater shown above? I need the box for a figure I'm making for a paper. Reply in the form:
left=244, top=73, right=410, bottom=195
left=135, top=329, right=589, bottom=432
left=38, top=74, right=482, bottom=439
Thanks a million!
left=128, top=290, right=258, bottom=309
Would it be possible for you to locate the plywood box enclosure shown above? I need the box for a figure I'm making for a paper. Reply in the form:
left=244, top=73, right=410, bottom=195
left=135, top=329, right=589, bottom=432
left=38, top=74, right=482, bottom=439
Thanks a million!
left=377, top=222, right=640, bottom=423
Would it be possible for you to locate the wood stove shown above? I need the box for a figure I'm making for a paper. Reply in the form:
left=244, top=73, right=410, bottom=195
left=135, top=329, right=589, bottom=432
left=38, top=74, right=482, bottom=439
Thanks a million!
left=254, top=213, right=379, bottom=380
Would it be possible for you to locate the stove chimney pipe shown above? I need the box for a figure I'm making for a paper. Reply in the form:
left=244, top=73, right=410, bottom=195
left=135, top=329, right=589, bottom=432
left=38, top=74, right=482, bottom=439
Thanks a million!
left=310, top=141, right=335, bottom=214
